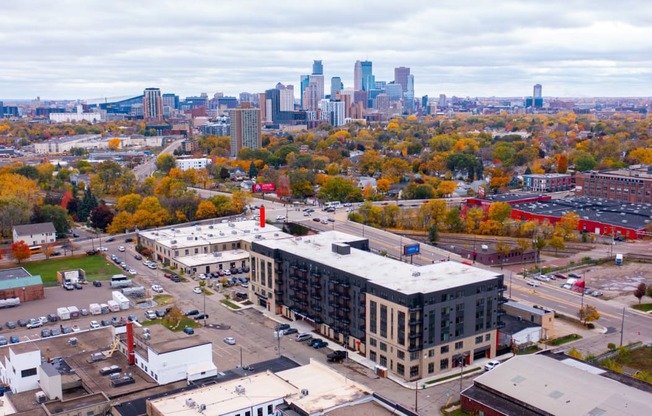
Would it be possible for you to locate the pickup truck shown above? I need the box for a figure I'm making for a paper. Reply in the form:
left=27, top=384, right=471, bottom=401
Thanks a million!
left=327, top=350, right=347, bottom=362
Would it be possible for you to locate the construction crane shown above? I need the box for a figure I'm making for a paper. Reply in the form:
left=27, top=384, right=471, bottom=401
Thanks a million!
left=104, top=337, right=121, bottom=358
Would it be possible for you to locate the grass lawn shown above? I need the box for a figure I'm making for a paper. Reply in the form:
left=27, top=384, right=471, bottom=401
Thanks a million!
left=153, top=294, right=173, bottom=305
left=547, top=334, right=582, bottom=346
left=632, top=303, right=652, bottom=312
left=7, top=255, right=122, bottom=286
left=220, top=299, right=241, bottom=310
left=613, top=346, right=652, bottom=373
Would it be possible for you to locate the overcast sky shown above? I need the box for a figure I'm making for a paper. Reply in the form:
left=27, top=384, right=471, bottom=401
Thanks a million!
left=2, top=0, right=652, bottom=101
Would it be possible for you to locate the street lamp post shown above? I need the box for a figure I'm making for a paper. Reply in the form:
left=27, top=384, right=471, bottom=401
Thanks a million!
left=509, top=271, right=513, bottom=299
left=458, top=354, right=468, bottom=396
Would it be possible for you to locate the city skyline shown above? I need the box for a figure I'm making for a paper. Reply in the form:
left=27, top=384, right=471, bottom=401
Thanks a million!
left=2, top=1, right=652, bottom=100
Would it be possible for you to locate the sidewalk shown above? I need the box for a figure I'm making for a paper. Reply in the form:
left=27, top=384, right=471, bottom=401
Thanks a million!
left=251, top=302, right=503, bottom=390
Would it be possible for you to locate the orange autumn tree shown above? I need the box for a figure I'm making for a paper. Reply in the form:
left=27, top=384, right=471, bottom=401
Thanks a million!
left=11, top=241, right=31, bottom=263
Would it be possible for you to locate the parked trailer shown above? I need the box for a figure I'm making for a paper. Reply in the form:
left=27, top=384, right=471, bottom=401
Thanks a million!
left=107, top=300, right=120, bottom=312
left=67, top=306, right=80, bottom=319
left=112, top=291, right=130, bottom=310
left=57, top=307, right=71, bottom=320
left=121, top=286, right=145, bottom=297
left=89, top=303, right=102, bottom=315
left=0, top=297, right=20, bottom=308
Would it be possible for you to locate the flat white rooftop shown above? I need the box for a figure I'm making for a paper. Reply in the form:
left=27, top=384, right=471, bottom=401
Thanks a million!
left=148, top=360, right=370, bottom=416
left=138, top=220, right=289, bottom=250
left=257, top=231, right=501, bottom=294
left=474, top=354, right=652, bottom=416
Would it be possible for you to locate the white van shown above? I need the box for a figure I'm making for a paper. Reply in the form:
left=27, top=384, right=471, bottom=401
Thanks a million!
left=295, top=333, right=313, bottom=342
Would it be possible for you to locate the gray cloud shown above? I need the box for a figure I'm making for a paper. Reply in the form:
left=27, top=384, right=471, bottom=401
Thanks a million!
left=2, top=0, right=652, bottom=99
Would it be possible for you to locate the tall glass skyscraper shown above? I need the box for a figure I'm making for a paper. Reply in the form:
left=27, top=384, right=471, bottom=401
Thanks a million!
left=312, top=60, right=323, bottom=75
left=361, top=61, right=374, bottom=91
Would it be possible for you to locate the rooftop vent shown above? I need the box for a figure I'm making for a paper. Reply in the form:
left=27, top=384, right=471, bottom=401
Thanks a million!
left=186, top=398, right=196, bottom=408
left=171, top=240, right=177, bottom=244
left=412, top=272, right=421, bottom=277
left=235, top=385, right=246, bottom=394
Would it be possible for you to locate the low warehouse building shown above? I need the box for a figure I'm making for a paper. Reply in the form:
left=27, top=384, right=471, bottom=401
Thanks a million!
left=0, top=267, right=45, bottom=302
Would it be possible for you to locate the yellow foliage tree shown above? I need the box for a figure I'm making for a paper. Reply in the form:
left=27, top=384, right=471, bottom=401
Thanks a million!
left=437, top=180, right=457, bottom=197
left=196, top=200, right=218, bottom=219
left=376, top=178, right=390, bottom=194
left=116, top=193, right=142, bottom=213
left=107, top=138, right=121, bottom=151
left=107, top=211, right=134, bottom=234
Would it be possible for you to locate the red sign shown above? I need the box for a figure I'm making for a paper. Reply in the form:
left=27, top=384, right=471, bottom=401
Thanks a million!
left=252, top=182, right=276, bottom=193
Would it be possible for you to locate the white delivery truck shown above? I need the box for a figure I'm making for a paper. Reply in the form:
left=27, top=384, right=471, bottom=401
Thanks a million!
left=89, top=303, right=102, bottom=315
left=112, top=291, right=130, bottom=310
left=67, top=306, right=80, bottom=319
left=57, top=306, right=71, bottom=320
left=107, top=300, right=120, bottom=312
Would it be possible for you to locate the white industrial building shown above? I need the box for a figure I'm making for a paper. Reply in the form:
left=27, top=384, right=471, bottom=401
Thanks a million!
left=146, top=360, right=373, bottom=416
left=2, top=342, right=42, bottom=393
left=175, top=157, right=211, bottom=171
left=49, top=105, right=104, bottom=123
left=137, top=220, right=290, bottom=275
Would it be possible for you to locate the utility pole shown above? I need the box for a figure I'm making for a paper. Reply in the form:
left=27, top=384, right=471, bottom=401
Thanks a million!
left=415, top=381, right=418, bottom=412
left=620, top=306, right=625, bottom=347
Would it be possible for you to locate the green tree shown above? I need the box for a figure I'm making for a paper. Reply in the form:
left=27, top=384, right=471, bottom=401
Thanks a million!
left=548, top=235, right=565, bottom=255
left=248, top=162, right=258, bottom=179
left=574, top=152, right=598, bottom=172
left=428, top=224, right=439, bottom=245
left=78, top=186, right=98, bottom=222
left=496, top=241, right=512, bottom=269
left=156, top=154, right=176, bottom=174
left=318, top=177, right=357, bottom=202
left=31, top=204, right=71, bottom=238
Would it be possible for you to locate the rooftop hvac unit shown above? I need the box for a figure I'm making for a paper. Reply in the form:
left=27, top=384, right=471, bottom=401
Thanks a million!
left=219, top=232, right=224, bottom=236
left=196, top=227, right=201, bottom=231
left=229, top=223, right=235, bottom=227
left=143, top=333, right=151, bottom=340
left=255, top=235, right=262, bottom=239
left=231, top=230, right=237, bottom=235
left=187, top=236, right=194, bottom=240
left=412, top=272, right=421, bottom=277
left=235, top=385, right=246, bottom=394
left=213, top=252, right=222, bottom=257
left=171, top=240, right=177, bottom=244
left=35, top=391, right=47, bottom=404
left=209, top=225, right=214, bottom=229
left=199, top=404, right=206, bottom=412
left=301, top=388, right=309, bottom=396
left=186, top=398, right=196, bottom=407
left=243, top=230, right=250, bottom=233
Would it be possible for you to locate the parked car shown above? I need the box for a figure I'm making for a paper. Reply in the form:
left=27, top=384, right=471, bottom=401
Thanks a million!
left=308, top=338, right=322, bottom=347
left=100, top=319, right=112, bottom=327
left=6, top=321, right=16, bottom=329
left=17, top=319, right=28, bottom=327
left=327, top=350, right=347, bottom=362
left=183, top=327, right=194, bottom=335
left=50, top=328, right=61, bottom=336
left=484, top=360, right=501, bottom=371
left=235, top=292, right=248, bottom=300
left=568, top=272, right=581, bottom=278
left=295, top=333, right=313, bottom=342
left=118, top=246, right=125, bottom=252
left=0, top=336, right=7, bottom=346
left=93, top=280, right=102, bottom=287
left=74, top=282, right=83, bottom=290
left=312, top=340, right=328, bottom=349
left=171, top=275, right=182, bottom=282
left=61, top=326, right=72, bottom=334
left=224, top=337, right=237, bottom=345
left=51, top=251, right=62, bottom=256
left=151, top=284, right=164, bottom=293
left=125, top=237, right=133, bottom=243
left=592, top=291, right=604, bottom=297
left=155, top=310, right=167, bottom=318
left=134, top=254, right=142, bottom=260
left=283, top=328, right=298, bottom=335
left=127, top=315, right=138, bottom=322
left=144, top=311, right=157, bottom=320
left=193, top=287, right=203, bottom=294
left=9, top=335, right=20, bottom=344
left=194, top=314, right=209, bottom=320
left=40, top=329, right=52, bottom=338
left=526, top=280, right=539, bottom=287
left=106, top=237, right=115, bottom=242
left=89, top=321, right=100, bottom=329
left=71, top=325, right=81, bottom=332
left=47, top=313, right=59, bottom=322
left=185, top=309, right=200, bottom=316
left=26, top=319, right=42, bottom=329
left=276, top=323, right=290, bottom=331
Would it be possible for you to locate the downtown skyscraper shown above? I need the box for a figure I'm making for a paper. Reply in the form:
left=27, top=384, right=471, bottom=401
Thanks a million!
left=143, top=87, right=163, bottom=121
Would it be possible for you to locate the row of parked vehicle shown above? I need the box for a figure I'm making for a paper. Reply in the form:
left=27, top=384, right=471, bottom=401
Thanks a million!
left=198, top=266, right=250, bottom=280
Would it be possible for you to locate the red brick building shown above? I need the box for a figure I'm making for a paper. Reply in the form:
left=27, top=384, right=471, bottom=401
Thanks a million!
left=0, top=267, right=45, bottom=302
left=575, top=166, right=652, bottom=203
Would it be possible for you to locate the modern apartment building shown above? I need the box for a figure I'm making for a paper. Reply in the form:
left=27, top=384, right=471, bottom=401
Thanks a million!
left=229, top=105, right=261, bottom=157
left=143, top=88, right=163, bottom=121
left=575, top=166, right=652, bottom=204
left=250, top=231, right=505, bottom=382
left=522, top=173, right=572, bottom=192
